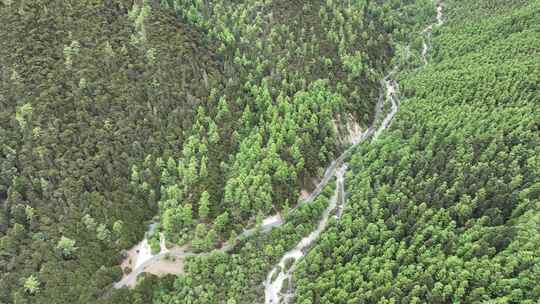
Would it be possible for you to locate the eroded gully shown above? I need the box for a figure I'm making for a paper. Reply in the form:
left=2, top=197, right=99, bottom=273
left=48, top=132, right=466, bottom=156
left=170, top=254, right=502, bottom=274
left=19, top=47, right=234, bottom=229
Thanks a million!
left=113, top=0, right=444, bottom=295
left=263, top=1, right=445, bottom=303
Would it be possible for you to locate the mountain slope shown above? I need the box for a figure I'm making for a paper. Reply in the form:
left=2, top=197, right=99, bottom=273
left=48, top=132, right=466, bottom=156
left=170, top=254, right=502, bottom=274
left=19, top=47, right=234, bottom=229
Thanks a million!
left=293, top=1, right=540, bottom=303
left=0, top=1, right=223, bottom=303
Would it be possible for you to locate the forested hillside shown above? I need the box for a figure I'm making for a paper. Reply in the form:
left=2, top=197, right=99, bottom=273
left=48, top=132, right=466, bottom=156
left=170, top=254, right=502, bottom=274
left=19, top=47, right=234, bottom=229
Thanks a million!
left=134, top=0, right=396, bottom=246
left=1, top=0, right=389, bottom=302
left=1, top=0, right=538, bottom=303
left=0, top=0, right=225, bottom=302
left=293, top=0, right=540, bottom=303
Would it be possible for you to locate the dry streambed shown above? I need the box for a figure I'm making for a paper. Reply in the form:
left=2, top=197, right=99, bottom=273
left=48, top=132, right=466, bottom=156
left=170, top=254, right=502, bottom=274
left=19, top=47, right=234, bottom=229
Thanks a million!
left=263, top=1, right=445, bottom=302
left=113, top=1, right=445, bottom=297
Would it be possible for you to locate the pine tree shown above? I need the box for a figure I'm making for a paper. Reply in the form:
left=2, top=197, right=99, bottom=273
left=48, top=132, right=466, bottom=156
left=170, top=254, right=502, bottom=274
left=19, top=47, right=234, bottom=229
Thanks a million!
left=56, top=236, right=77, bottom=258
left=198, top=191, right=210, bottom=220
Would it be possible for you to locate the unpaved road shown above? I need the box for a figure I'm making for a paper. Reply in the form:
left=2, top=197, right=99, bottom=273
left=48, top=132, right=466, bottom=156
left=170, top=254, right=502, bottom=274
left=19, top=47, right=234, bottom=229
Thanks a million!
left=114, top=215, right=286, bottom=289
left=113, top=0, right=446, bottom=294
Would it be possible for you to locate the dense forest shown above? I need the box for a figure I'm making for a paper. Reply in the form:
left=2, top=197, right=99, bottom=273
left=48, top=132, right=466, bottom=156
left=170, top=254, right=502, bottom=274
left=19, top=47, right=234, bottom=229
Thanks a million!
left=0, top=0, right=224, bottom=302
left=1, top=0, right=538, bottom=303
left=134, top=0, right=398, bottom=246
left=293, top=0, right=540, bottom=303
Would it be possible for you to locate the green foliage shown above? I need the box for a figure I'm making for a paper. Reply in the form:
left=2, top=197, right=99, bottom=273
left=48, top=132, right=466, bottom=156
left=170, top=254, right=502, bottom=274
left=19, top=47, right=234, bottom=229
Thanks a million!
left=96, top=224, right=111, bottom=242
left=56, top=236, right=77, bottom=258
left=23, top=275, right=40, bottom=295
left=293, top=1, right=540, bottom=303
left=197, top=191, right=210, bottom=221
left=139, top=0, right=393, bottom=248
left=153, top=182, right=336, bottom=303
left=113, top=220, right=124, bottom=237
left=149, top=236, right=161, bottom=255
left=0, top=0, right=224, bottom=302
left=2, top=0, right=537, bottom=303
left=15, top=103, right=32, bottom=129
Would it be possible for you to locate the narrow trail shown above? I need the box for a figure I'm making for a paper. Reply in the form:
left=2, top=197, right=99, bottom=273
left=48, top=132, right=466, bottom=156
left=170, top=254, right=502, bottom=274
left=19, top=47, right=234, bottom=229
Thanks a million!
left=114, top=215, right=285, bottom=288
left=262, top=1, right=445, bottom=303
